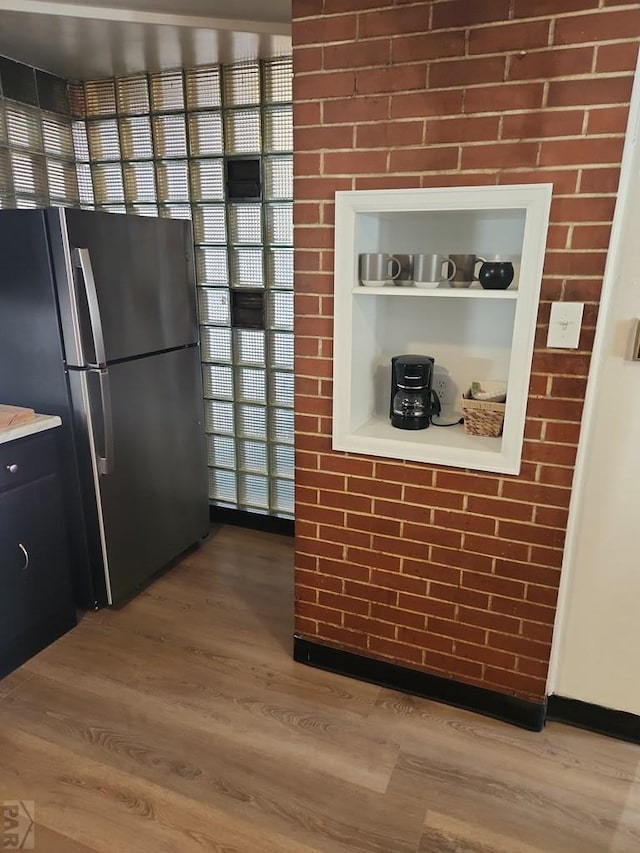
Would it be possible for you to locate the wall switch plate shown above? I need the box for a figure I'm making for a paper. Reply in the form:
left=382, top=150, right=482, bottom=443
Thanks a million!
left=547, top=301, right=584, bottom=349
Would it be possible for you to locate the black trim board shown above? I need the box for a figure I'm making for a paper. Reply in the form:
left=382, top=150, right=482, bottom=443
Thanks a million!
left=209, top=505, right=294, bottom=537
left=547, top=695, right=640, bottom=745
left=294, top=637, right=545, bottom=731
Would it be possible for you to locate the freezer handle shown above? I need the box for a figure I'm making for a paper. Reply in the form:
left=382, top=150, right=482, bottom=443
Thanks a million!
left=96, top=368, right=114, bottom=476
left=74, top=247, right=106, bottom=368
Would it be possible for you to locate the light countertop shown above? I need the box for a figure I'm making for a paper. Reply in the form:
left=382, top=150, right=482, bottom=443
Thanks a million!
left=0, top=413, right=62, bottom=445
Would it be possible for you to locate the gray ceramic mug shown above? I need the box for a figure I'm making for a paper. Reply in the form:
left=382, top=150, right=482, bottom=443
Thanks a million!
left=449, top=253, right=486, bottom=288
left=359, top=253, right=402, bottom=287
left=412, top=253, right=456, bottom=288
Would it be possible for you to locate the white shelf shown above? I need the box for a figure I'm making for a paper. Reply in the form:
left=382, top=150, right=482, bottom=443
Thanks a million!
left=332, top=184, right=552, bottom=475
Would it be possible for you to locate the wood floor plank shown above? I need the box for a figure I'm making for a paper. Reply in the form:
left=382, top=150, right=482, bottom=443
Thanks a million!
left=0, top=525, right=639, bottom=853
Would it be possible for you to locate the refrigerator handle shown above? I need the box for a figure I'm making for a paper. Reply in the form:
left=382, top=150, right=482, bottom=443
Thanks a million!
left=74, top=247, right=106, bottom=368
left=96, top=368, right=114, bottom=476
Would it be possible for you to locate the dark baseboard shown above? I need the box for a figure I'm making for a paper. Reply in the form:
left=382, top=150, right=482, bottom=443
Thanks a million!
left=209, top=505, right=294, bottom=537
left=293, top=636, right=545, bottom=732
left=546, top=695, right=640, bottom=744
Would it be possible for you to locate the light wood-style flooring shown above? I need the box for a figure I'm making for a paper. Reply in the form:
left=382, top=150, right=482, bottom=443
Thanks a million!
left=0, top=525, right=639, bottom=852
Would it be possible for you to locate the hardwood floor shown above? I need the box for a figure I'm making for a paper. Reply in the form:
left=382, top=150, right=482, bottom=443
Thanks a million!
left=0, top=524, right=639, bottom=852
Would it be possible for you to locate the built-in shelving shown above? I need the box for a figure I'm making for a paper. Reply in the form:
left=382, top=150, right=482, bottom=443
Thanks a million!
left=332, top=184, right=553, bottom=474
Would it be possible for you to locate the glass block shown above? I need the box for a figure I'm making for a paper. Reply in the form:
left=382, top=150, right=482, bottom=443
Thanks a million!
left=150, top=71, right=184, bottom=112
left=202, top=363, right=234, bottom=399
left=5, top=106, right=42, bottom=151
left=116, top=75, right=150, bottom=114
left=225, top=109, right=261, bottom=154
left=87, top=119, right=121, bottom=161
left=42, top=114, right=74, bottom=158
left=0, top=147, right=13, bottom=195
left=230, top=247, right=263, bottom=287
left=237, top=404, right=267, bottom=440
left=200, top=325, right=232, bottom=362
left=186, top=66, right=222, bottom=110
left=238, top=473, right=269, bottom=508
left=92, top=162, right=124, bottom=204
left=153, top=114, right=187, bottom=158
left=84, top=79, right=116, bottom=116
left=236, top=367, right=266, bottom=404
left=100, top=204, right=126, bottom=214
left=198, top=288, right=230, bottom=326
left=271, top=443, right=295, bottom=479
left=265, top=203, right=292, bottom=245
left=263, top=155, right=293, bottom=200
left=238, top=439, right=268, bottom=474
left=207, top=434, right=235, bottom=469
left=205, top=399, right=234, bottom=435
left=76, top=163, right=95, bottom=205
left=270, top=406, right=294, bottom=444
left=68, top=81, right=86, bottom=118
left=159, top=203, right=191, bottom=219
left=15, top=197, right=41, bottom=208
left=120, top=116, right=153, bottom=159
left=156, top=160, right=189, bottom=201
left=266, top=291, right=293, bottom=330
left=263, top=57, right=293, bottom=104
left=188, top=112, right=223, bottom=156
left=193, top=204, right=226, bottom=244
left=190, top=158, right=224, bottom=201
left=269, top=370, right=294, bottom=407
left=0, top=105, right=5, bottom=144
left=123, top=161, right=156, bottom=203
left=271, top=478, right=294, bottom=514
left=209, top=468, right=237, bottom=504
left=130, top=204, right=158, bottom=217
left=228, top=203, right=262, bottom=245
left=47, top=158, right=79, bottom=203
left=234, top=328, right=265, bottom=365
left=196, top=247, right=228, bottom=286
left=268, top=331, right=294, bottom=371
left=10, top=152, right=47, bottom=196
left=264, top=105, right=293, bottom=153
left=72, top=121, right=89, bottom=161
left=267, top=248, right=294, bottom=288
left=223, top=62, right=260, bottom=106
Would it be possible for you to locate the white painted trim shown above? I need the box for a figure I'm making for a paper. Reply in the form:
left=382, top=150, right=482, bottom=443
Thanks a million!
left=546, top=51, right=640, bottom=695
left=0, top=0, right=291, bottom=35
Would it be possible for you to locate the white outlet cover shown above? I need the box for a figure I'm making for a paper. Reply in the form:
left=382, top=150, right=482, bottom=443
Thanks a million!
left=547, top=302, right=584, bottom=349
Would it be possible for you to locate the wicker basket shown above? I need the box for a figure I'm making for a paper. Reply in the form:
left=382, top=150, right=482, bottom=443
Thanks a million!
left=461, top=392, right=506, bottom=437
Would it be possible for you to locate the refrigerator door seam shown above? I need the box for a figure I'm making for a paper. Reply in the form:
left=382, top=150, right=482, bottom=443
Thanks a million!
left=78, top=369, right=113, bottom=605
left=57, top=208, right=85, bottom=367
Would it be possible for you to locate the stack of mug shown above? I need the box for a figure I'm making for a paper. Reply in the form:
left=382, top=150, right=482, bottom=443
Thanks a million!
left=358, top=253, right=515, bottom=290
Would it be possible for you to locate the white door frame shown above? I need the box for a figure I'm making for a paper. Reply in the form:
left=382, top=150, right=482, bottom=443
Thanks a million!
left=546, top=51, right=640, bottom=696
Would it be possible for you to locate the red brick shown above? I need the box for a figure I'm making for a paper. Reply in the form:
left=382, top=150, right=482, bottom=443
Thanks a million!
left=403, top=522, right=463, bottom=550
left=464, top=533, right=530, bottom=562
left=357, top=65, right=427, bottom=96
left=293, top=45, right=323, bottom=74
left=292, top=14, right=357, bottom=46
left=373, top=499, right=429, bottom=524
left=344, top=612, right=396, bottom=640
left=490, top=596, right=556, bottom=624
left=320, top=490, right=372, bottom=513
left=432, top=0, right=511, bottom=29
left=428, top=618, right=487, bottom=645
left=324, top=150, right=389, bottom=174
left=397, top=627, right=454, bottom=654
left=371, top=602, right=426, bottom=629
left=554, top=9, right=640, bottom=46
left=319, top=590, right=369, bottom=615
left=347, top=547, right=401, bottom=572
left=488, top=632, right=552, bottom=661
left=588, top=106, right=630, bottom=136
left=464, top=83, right=544, bottom=114
left=294, top=176, right=353, bottom=201
left=424, top=650, right=484, bottom=681
left=391, top=89, right=464, bottom=119
left=517, top=658, right=549, bottom=679
left=295, top=615, right=318, bottom=635
left=392, top=30, right=466, bottom=64
left=462, top=142, right=539, bottom=170
left=403, top=485, right=464, bottom=510
left=469, top=20, right=551, bottom=55
left=501, top=110, right=584, bottom=140
left=543, top=421, right=583, bottom=444
left=355, top=175, right=423, bottom=190
left=484, top=667, right=545, bottom=699
left=402, top=559, right=461, bottom=586
left=522, top=441, right=577, bottom=467
left=433, top=509, right=495, bottom=536
left=540, top=137, right=624, bottom=167
left=296, top=568, right=342, bottom=593
left=294, top=101, right=322, bottom=126
left=596, top=41, right=640, bottom=73
left=389, top=146, right=458, bottom=173
left=548, top=76, right=634, bottom=108
left=293, top=0, right=324, bottom=15
left=500, top=168, right=579, bottom=194
left=550, top=194, right=616, bottom=222
left=297, top=600, right=342, bottom=625
left=430, top=56, right=506, bottom=89
left=523, top=621, right=555, bottom=644
left=347, top=513, right=401, bottom=537
left=427, top=115, right=500, bottom=144
left=323, top=38, right=391, bottom=70
left=513, top=0, right=598, bottom=16
left=526, top=397, right=585, bottom=421
left=498, top=520, right=565, bottom=549
left=348, top=475, right=402, bottom=500
left=371, top=568, right=426, bottom=596
left=369, top=636, right=424, bottom=664
left=319, top=524, right=369, bottom=550
left=356, top=121, right=424, bottom=149
left=455, top=641, right=516, bottom=671
left=527, top=585, right=559, bottom=607
left=434, top=470, right=500, bottom=496
left=508, top=47, right=594, bottom=81
left=295, top=225, right=334, bottom=249
left=429, top=583, right=489, bottom=610
left=318, top=624, right=366, bottom=648
left=534, top=506, right=569, bottom=529
left=537, top=465, right=575, bottom=489
left=397, top=592, right=457, bottom=619
left=430, top=546, right=494, bottom=575
left=294, top=125, right=353, bottom=151
left=324, top=96, right=389, bottom=124
left=530, top=545, right=564, bottom=569
left=296, top=584, right=317, bottom=603
left=458, top=606, right=521, bottom=636
left=463, top=571, right=525, bottom=599
left=359, top=5, right=429, bottom=38
left=571, top=224, right=612, bottom=252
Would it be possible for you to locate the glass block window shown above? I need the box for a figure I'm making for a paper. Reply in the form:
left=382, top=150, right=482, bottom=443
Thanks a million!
left=73, top=56, right=293, bottom=518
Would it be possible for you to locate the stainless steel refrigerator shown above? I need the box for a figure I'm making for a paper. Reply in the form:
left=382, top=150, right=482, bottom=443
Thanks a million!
left=0, top=208, right=209, bottom=608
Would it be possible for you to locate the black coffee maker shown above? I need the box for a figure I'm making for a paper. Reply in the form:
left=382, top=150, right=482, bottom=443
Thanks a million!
left=390, top=354, right=440, bottom=430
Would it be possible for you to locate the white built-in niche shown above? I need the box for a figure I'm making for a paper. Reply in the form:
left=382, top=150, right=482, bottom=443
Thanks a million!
left=332, top=184, right=552, bottom=474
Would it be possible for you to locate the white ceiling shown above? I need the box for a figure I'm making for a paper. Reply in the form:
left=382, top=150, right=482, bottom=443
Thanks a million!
left=0, top=0, right=292, bottom=80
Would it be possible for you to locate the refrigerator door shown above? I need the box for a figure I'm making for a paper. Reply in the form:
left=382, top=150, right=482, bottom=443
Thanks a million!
left=69, top=346, right=209, bottom=606
left=47, top=208, right=197, bottom=367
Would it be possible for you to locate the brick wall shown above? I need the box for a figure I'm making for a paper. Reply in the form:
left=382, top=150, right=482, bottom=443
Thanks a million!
left=292, top=0, right=639, bottom=701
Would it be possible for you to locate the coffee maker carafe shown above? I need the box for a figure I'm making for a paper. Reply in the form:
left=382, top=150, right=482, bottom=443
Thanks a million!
left=390, top=354, right=440, bottom=430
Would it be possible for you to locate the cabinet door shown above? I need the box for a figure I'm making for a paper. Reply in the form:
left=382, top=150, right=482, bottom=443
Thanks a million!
left=0, top=473, right=75, bottom=663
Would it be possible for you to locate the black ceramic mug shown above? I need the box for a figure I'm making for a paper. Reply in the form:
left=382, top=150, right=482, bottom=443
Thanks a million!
left=478, top=260, right=514, bottom=290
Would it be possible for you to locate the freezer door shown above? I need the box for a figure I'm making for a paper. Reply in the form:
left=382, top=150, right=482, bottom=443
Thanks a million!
left=48, top=208, right=197, bottom=366
left=69, top=347, right=209, bottom=605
